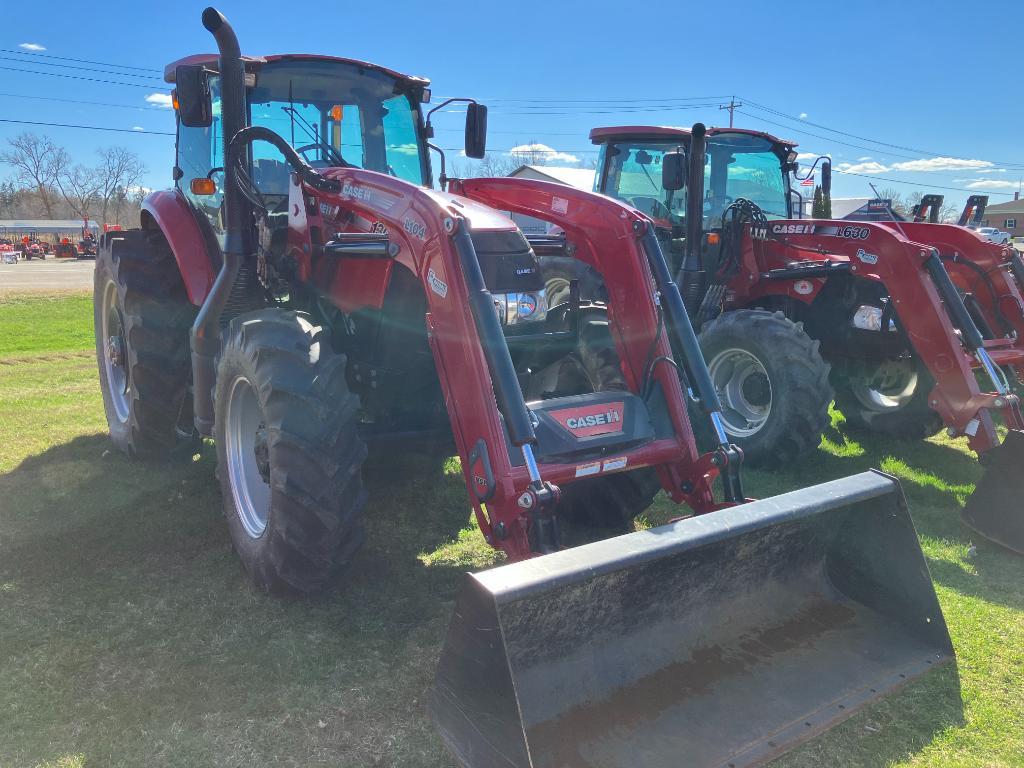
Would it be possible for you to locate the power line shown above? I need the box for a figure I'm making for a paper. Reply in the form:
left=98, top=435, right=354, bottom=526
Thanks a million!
left=834, top=168, right=1014, bottom=196
left=0, top=91, right=168, bottom=112
left=0, top=65, right=170, bottom=90
left=739, top=97, right=1024, bottom=170
left=0, top=55, right=164, bottom=82
left=0, top=117, right=173, bottom=136
left=0, top=48, right=161, bottom=74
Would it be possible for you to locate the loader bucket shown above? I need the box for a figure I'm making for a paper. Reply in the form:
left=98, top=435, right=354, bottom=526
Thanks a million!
left=962, top=429, right=1024, bottom=554
left=431, top=471, right=953, bottom=768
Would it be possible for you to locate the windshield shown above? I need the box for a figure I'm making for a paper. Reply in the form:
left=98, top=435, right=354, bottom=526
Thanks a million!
left=247, top=59, right=427, bottom=195
left=599, top=132, right=790, bottom=227
left=706, top=133, right=789, bottom=221
left=598, top=141, right=687, bottom=222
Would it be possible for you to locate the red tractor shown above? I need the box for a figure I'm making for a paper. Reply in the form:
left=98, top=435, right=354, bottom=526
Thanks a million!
left=93, top=9, right=953, bottom=765
left=588, top=123, right=1023, bottom=551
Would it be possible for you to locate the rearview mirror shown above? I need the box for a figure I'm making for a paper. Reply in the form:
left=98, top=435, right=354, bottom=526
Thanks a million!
left=175, top=64, right=213, bottom=128
left=662, top=150, right=686, bottom=191
left=465, top=103, right=488, bottom=159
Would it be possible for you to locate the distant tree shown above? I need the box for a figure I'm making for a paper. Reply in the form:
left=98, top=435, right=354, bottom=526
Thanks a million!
left=876, top=186, right=907, bottom=216
left=812, top=185, right=826, bottom=218
left=0, top=179, right=18, bottom=218
left=0, top=133, right=68, bottom=218
left=56, top=164, right=101, bottom=222
left=94, top=146, right=146, bottom=225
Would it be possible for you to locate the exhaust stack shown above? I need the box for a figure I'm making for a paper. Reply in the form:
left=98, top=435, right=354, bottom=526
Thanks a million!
left=189, top=7, right=251, bottom=435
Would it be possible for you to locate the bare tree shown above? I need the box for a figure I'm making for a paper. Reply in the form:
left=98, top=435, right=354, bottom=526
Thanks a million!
left=0, top=133, right=68, bottom=218
left=95, top=146, right=146, bottom=225
left=56, top=164, right=101, bottom=222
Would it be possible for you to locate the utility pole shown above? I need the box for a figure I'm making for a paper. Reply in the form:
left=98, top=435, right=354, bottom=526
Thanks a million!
left=718, top=97, right=743, bottom=128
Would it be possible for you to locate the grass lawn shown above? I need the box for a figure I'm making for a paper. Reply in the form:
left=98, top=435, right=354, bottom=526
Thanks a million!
left=0, top=293, right=1021, bottom=768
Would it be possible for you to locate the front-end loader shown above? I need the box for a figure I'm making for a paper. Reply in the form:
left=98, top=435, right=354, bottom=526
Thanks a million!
left=588, top=122, right=1024, bottom=553
left=93, top=10, right=954, bottom=766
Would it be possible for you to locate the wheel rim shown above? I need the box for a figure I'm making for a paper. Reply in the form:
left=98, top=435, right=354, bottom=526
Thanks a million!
left=225, top=376, right=271, bottom=538
left=708, top=348, right=773, bottom=437
left=545, top=276, right=571, bottom=308
left=100, top=279, right=130, bottom=424
left=850, top=359, right=918, bottom=412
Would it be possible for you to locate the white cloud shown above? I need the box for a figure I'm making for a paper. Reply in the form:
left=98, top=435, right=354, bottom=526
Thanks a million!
left=796, top=152, right=821, bottom=161
left=963, top=179, right=1019, bottom=190
left=131, top=126, right=144, bottom=132
left=889, top=157, right=993, bottom=172
left=145, top=93, right=173, bottom=108
left=835, top=156, right=995, bottom=175
left=975, top=168, right=1007, bottom=174
left=837, top=161, right=889, bottom=175
left=18, top=42, right=45, bottom=51
left=508, top=143, right=580, bottom=164
left=799, top=112, right=808, bottom=119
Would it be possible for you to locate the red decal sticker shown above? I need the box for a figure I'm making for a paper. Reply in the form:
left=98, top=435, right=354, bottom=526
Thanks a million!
left=551, top=402, right=625, bottom=438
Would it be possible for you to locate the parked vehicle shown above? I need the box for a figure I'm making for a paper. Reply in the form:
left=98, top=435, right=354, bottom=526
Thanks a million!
left=583, top=122, right=1023, bottom=552
left=91, top=10, right=954, bottom=767
left=977, top=226, right=1011, bottom=244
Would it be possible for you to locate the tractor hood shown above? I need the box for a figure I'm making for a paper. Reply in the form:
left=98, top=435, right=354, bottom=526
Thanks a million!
left=424, top=189, right=522, bottom=234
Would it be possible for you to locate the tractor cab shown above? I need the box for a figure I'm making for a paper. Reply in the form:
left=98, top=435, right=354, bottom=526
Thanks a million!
left=168, top=54, right=433, bottom=249
left=591, top=125, right=797, bottom=230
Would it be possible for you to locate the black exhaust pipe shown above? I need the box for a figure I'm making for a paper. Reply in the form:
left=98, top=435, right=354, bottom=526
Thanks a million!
left=679, top=123, right=706, bottom=317
left=190, top=7, right=249, bottom=435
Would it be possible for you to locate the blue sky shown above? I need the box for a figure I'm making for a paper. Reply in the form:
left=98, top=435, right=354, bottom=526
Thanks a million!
left=2, top=0, right=1022, bottom=211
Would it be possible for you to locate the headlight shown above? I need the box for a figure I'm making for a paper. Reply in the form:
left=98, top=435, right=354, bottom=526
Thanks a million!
left=494, top=290, right=548, bottom=326
left=852, top=305, right=895, bottom=332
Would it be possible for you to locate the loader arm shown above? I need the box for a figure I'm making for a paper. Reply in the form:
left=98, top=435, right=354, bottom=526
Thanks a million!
left=454, top=176, right=740, bottom=504
left=761, top=219, right=1023, bottom=455
left=880, top=221, right=1024, bottom=346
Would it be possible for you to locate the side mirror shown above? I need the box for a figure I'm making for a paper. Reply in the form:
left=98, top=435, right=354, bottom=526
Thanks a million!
left=175, top=64, right=213, bottom=128
left=464, top=103, right=488, bottom=159
left=662, top=150, right=686, bottom=191
left=821, top=160, right=832, bottom=198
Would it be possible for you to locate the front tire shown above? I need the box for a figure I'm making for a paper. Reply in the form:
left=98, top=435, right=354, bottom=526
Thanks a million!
left=698, top=310, right=832, bottom=466
left=94, top=229, right=194, bottom=458
left=214, top=309, right=368, bottom=595
left=833, top=357, right=943, bottom=440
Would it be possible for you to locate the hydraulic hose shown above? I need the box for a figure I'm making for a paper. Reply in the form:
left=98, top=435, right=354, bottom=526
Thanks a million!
left=228, top=126, right=341, bottom=194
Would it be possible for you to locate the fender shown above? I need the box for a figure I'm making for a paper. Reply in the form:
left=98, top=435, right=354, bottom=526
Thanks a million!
left=141, top=189, right=218, bottom=306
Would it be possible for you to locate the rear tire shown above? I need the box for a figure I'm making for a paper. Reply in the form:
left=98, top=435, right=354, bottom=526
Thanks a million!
left=539, top=256, right=607, bottom=307
left=214, top=308, right=368, bottom=595
left=94, top=228, right=195, bottom=458
left=698, top=310, right=832, bottom=466
left=833, top=358, right=943, bottom=440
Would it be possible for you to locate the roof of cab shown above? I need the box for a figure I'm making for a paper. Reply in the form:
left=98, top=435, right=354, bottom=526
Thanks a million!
left=163, top=53, right=429, bottom=87
left=588, top=125, right=797, bottom=148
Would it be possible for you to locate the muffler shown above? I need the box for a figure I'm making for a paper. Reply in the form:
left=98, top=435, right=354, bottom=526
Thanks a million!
left=963, top=428, right=1024, bottom=554
left=431, top=471, right=953, bottom=768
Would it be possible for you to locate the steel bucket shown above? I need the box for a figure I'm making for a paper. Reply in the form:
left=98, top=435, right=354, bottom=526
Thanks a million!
left=431, top=471, right=953, bottom=768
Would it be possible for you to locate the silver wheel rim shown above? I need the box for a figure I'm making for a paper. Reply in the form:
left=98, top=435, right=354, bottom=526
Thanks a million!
left=708, top=348, right=773, bottom=437
left=850, top=360, right=918, bottom=412
left=101, top=279, right=130, bottom=424
left=545, top=276, right=571, bottom=308
left=225, top=375, right=271, bottom=538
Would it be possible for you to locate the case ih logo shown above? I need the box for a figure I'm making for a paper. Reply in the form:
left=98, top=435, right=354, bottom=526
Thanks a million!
left=772, top=223, right=816, bottom=235
left=552, top=402, right=625, bottom=438
left=342, top=182, right=372, bottom=203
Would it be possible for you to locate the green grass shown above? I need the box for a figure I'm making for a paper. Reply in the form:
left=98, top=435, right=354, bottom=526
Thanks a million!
left=0, top=293, right=1021, bottom=767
